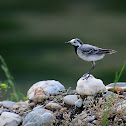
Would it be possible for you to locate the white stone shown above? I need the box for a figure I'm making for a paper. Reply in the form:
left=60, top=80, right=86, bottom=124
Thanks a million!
left=76, top=75, right=106, bottom=96
left=0, top=112, right=22, bottom=126
left=63, top=95, right=79, bottom=105
left=27, top=80, right=65, bottom=100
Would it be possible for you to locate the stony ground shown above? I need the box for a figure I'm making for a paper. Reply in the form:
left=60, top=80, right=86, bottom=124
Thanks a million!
left=0, top=88, right=126, bottom=126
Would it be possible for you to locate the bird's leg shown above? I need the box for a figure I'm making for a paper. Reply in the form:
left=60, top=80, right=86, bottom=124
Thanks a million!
left=83, top=61, right=96, bottom=79
left=88, top=61, right=96, bottom=75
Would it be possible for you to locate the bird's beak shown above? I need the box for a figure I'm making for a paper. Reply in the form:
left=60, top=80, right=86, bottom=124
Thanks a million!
left=65, top=41, right=70, bottom=44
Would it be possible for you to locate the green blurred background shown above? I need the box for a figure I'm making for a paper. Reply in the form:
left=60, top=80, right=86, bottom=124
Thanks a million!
left=0, top=0, right=126, bottom=95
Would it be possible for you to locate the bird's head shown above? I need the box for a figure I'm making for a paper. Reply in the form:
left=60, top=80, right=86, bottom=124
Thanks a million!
left=65, top=38, right=83, bottom=47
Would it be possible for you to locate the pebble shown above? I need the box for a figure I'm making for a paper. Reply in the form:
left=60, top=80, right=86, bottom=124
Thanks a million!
left=92, top=120, right=97, bottom=124
left=0, top=112, right=22, bottom=126
left=103, top=91, right=114, bottom=98
left=76, top=111, right=87, bottom=119
left=86, top=123, right=94, bottom=126
left=76, top=75, right=106, bottom=96
left=82, top=115, right=95, bottom=122
left=0, top=108, right=3, bottom=115
left=29, top=102, right=35, bottom=108
left=117, top=103, right=126, bottom=111
left=60, top=107, right=67, bottom=113
left=122, top=115, right=126, bottom=121
left=33, top=94, right=48, bottom=103
left=83, top=100, right=91, bottom=106
left=45, top=102, right=62, bottom=111
left=123, top=92, right=126, bottom=97
left=67, top=87, right=76, bottom=94
left=13, top=105, right=20, bottom=109
left=2, top=101, right=16, bottom=109
left=63, top=95, right=79, bottom=105
left=75, top=99, right=83, bottom=108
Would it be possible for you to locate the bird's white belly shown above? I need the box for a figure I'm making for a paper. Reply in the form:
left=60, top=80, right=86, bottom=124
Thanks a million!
left=78, top=53, right=105, bottom=61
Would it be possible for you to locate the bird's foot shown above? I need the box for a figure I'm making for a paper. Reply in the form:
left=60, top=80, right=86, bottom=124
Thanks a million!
left=83, top=72, right=91, bottom=80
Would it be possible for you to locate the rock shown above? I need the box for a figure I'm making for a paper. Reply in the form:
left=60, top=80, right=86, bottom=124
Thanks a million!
left=63, top=95, right=79, bottom=105
left=76, top=75, right=106, bottom=96
left=15, top=101, right=28, bottom=107
left=123, top=92, right=126, bottom=97
left=106, top=82, right=126, bottom=91
left=0, top=108, right=3, bottom=115
left=83, top=100, right=91, bottom=106
left=33, top=94, right=48, bottom=103
left=76, top=111, right=87, bottom=119
left=108, top=87, right=124, bottom=94
left=122, top=115, right=126, bottom=121
left=75, top=99, right=83, bottom=108
left=29, top=102, right=35, bottom=108
left=92, top=120, right=97, bottom=124
left=103, top=91, right=114, bottom=97
left=45, top=102, right=62, bottom=111
left=5, top=120, right=21, bottom=126
left=27, top=80, right=65, bottom=100
left=13, top=105, right=20, bottom=109
left=2, top=101, right=16, bottom=109
left=86, top=123, right=94, bottom=126
left=0, top=112, right=22, bottom=126
left=22, top=108, right=54, bottom=126
left=13, top=101, right=29, bottom=113
left=2, top=108, right=10, bottom=112
left=60, top=107, right=67, bottom=112
left=33, top=105, right=43, bottom=110
left=72, top=111, right=87, bottom=125
left=117, top=102, right=126, bottom=111
left=67, top=87, right=76, bottom=94
left=82, top=115, right=95, bottom=122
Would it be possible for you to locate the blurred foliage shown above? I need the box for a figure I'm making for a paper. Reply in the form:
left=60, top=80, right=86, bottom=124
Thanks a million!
left=0, top=55, right=26, bottom=101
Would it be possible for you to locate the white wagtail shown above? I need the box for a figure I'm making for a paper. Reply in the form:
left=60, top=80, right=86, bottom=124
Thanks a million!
left=66, top=38, right=116, bottom=77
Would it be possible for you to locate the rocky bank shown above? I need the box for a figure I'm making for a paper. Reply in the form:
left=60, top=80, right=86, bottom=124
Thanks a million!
left=0, top=77, right=126, bottom=126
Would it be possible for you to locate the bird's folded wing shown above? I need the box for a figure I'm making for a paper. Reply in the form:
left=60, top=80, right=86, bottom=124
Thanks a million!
left=78, top=44, right=116, bottom=55
left=79, top=45, right=100, bottom=55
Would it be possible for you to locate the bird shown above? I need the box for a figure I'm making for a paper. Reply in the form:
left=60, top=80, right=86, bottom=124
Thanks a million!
left=65, top=38, right=116, bottom=78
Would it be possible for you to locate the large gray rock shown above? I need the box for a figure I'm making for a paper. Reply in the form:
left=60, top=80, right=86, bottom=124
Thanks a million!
left=22, top=108, right=54, bottom=126
left=27, top=80, right=65, bottom=100
left=2, top=101, right=16, bottom=109
left=0, top=112, right=22, bottom=126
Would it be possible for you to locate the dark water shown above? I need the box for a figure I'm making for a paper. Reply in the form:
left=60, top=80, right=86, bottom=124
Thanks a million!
left=0, top=1, right=126, bottom=96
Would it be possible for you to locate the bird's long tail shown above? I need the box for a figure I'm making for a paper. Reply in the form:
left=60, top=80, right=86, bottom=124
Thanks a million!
left=96, top=49, right=117, bottom=54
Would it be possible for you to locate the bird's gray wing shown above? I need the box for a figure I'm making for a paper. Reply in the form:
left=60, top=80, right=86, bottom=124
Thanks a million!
left=78, top=44, right=100, bottom=55
left=78, top=44, right=116, bottom=55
